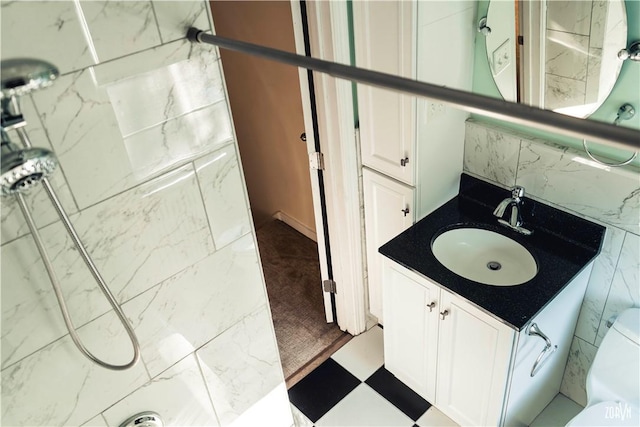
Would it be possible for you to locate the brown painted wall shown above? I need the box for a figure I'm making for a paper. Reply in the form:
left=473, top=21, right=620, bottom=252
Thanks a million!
left=210, top=0, right=315, bottom=233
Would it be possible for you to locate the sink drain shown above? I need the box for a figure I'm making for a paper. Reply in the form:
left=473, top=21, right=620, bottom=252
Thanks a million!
left=487, top=261, right=502, bottom=271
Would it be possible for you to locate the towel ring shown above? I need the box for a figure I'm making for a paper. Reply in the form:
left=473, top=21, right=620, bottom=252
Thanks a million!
left=582, top=104, right=637, bottom=167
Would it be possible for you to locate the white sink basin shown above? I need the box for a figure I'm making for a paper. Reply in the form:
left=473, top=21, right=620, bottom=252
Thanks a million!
left=431, top=228, right=537, bottom=286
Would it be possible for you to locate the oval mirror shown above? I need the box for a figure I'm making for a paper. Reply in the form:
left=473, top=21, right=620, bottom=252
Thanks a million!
left=485, top=0, right=627, bottom=118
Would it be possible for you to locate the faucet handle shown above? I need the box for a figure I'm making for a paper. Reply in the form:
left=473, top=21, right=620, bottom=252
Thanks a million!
left=511, top=186, right=525, bottom=199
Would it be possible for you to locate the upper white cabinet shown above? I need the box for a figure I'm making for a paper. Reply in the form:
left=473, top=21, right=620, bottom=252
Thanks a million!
left=353, top=0, right=416, bottom=185
left=363, top=168, right=414, bottom=324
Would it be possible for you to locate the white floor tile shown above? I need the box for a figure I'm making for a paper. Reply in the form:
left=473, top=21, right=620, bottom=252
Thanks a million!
left=331, top=326, right=384, bottom=381
left=315, top=384, right=414, bottom=427
left=416, top=406, right=459, bottom=427
left=290, top=404, right=313, bottom=427
left=531, top=393, right=583, bottom=427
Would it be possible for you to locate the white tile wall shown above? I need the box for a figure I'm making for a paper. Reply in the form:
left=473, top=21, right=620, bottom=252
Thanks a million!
left=464, top=119, right=640, bottom=406
left=195, top=145, right=253, bottom=249
left=102, top=355, right=220, bottom=427
left=123, top=234, right=265, bottom=378
left=197, top=307, right=287, bottom=425
left=1, top=1, right=291, bottom=426
left=0, top=1, right=96, bottom=74
left=79, top=0, right=162, bottom=62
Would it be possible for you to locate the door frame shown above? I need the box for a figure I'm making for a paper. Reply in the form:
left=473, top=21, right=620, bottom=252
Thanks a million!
left=290, top=0, right=368, bottom=335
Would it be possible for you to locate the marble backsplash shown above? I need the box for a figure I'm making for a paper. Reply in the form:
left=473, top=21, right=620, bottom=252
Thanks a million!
left=1, top=1, right=291, bottom=426
left=464, top=118, right=639, bottom=406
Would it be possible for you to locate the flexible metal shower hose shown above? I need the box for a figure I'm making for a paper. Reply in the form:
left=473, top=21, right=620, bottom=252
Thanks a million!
left=15, top=127, right=140, bottom=371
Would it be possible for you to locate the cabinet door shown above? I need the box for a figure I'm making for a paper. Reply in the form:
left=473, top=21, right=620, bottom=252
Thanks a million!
left=354, top=0, right=415, bottom=184
left=436, top=289, right=516, bottom=426
left=382, top=261, right=439, bottom=402
left=363, top=169, right=413, bottom=323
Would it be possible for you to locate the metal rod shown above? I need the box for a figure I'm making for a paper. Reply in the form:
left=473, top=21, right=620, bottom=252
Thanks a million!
left=187, top=28, right=640, bottom=153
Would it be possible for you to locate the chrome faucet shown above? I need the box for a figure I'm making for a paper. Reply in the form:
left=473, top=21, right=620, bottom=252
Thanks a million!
left=493, top=186, right=533, bottom=235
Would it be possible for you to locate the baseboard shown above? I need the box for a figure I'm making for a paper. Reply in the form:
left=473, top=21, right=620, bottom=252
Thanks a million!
left=272, top=211, right=317, bottom=242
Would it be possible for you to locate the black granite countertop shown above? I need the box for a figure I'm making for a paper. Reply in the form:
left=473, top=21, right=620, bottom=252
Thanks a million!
left=379, top=174, right=606, bottom=331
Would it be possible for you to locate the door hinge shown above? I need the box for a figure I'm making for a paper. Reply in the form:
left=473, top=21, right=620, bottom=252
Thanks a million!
left=323, top=279, right=337, bottom=294
left=310, top=152, right=325, bottom=170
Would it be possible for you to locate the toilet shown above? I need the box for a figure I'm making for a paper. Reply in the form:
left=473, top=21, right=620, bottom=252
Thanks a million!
left=566, top=307, right=640, bottom=426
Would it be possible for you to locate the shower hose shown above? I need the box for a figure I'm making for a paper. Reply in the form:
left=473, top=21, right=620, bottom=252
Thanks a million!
left=14, top=127, right=141, bottom=371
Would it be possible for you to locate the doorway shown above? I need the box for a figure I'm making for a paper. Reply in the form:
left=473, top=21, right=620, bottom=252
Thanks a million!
left=208, top=0, right=350, bottom=386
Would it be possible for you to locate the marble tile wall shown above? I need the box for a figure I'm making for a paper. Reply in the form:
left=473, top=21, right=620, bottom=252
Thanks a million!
left=463, top=119, right=640, bottom=407
left=1, top=1, right=292, bottom=426
left=544, top=0, right=626, bottom=114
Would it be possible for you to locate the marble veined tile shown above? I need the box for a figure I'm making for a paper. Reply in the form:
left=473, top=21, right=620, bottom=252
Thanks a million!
left=560, top=336, right=598, bottom=406
left=517, top=140, right=640, bottom=234
left=0, top=1, right=95, bottom=74
left=1, top=235, right=68, bottom=369
left=584, top=48, right=603, bottom=106
left=589, top=0, right=608, bottom=50
left=545, top=30, right=589, bottom=81
left=92, top=39, right=212, bottom=86
left=1, top=311, right=149, bottom=427
left=79, top=0, right=161, bottom=63
left=31, top=68, right=137, bottom=209
left=153, top=0, right=210, bottom=44
left=574, top=226, right=626, bottom=344
left=124, top=101, right=233, bottom=182
left=107, top=51, right=224, bottom=137
left=39, top=165, right=214, bottom=313
left=102, top=355, right=220, bottom=427
left=195, top=144, right=252, bottom=250
left=544, top=74, right=586, bottom=112
left=123, top=234, right=266, bottom=377
left=595, top=232, right=640, bottom=346
left=81, top=415, right=109, bottom=427
left=197, top=307, right=285, bottom=425
left=463, top=120, right=519, bottom=187
left=547, top=0, right=592, bottom=36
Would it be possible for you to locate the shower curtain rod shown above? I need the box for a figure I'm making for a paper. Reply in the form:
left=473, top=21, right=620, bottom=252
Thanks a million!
left=187, top=28, right=640, bottom=154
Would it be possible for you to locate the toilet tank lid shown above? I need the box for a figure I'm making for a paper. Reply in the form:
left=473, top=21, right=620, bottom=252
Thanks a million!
left=613, top=308, right=640, bottom=344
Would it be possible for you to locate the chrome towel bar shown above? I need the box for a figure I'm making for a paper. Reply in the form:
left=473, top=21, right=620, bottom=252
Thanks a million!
left=528, top=323, right=557, bottom=377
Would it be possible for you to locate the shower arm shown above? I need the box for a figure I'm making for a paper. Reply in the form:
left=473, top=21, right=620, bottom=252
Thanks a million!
left=187, top=28, right=640, bottom=154
left=14, top=126, right=140, bottom=371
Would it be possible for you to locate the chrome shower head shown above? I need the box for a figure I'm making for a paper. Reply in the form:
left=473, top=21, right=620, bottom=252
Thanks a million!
left=1, top=135, right=57, bottom=196
left=1, top=58, right=59, bottom=100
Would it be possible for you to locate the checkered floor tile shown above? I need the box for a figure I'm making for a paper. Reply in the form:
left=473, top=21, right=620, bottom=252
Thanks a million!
left=288, top=326, right=459, bottom=427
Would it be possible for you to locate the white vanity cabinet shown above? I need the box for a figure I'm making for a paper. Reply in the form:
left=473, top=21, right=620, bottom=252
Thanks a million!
left=383, top=260, right=515, bottom=425
left=363, top=169, right=414, bottom=323
left=383, top=258, right=593, bottom=426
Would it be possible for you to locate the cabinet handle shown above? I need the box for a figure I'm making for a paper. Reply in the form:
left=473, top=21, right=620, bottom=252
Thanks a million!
left=528, top=323, right=558, bottom=377
left=440, top=309, right=449, bottom=320
left=401, top=207, right=410, bottom=217
left=400, top=157, right=409, bottom=167
left=426, top=301, right=436, bottom=312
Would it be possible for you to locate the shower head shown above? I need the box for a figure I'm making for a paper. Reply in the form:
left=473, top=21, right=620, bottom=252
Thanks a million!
left=1, top=58, right=59, bottom=100
left=1, top=136, right=57, bottom=196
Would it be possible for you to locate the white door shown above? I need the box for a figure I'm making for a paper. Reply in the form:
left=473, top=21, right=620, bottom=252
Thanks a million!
left=383, top=261, right=440, bottom=403
left=291, top=0, right=334, bottom=322
left=362, top=168, right=414, bottom=323
left=436, top=289, right=515, bottom=426
left=353, top=0, right=416, bottom=184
